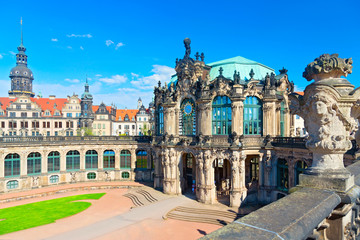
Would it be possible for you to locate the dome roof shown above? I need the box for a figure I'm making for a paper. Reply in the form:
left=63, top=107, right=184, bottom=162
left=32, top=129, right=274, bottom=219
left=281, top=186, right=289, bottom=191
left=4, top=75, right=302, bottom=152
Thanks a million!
left=10, top=65, right=34, bottom=80
left=81, top=92, right=93, bottom=99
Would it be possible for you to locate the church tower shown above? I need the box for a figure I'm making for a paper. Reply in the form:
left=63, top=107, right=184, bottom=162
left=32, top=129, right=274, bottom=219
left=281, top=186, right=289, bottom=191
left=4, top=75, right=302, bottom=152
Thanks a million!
left=9, top=19, right=35, bottom=97
left=79, top=78, right=94, bottom=128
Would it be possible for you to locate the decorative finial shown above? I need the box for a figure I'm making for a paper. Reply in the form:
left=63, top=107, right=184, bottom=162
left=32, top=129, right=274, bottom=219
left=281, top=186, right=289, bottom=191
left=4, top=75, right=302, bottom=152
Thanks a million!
left=279, top=67, right=288, bottom=74
left=195, top=52, right=200, bottom=60
left=249, top=69, right=255, bottom=79
left=86, top=74, right=88, bottom=84
left=219, top=67, right=223, bottom=76
left=303, top=53, right=353, bottom=81
left=176, top=58, right=178, bottom=65
left=158, top=81, right=161, bottom=87
left=184, top=38, right=191, bottom=58
left=200, top=52, right=205, bottom=61
left=21, top=17, right=23, bottom=45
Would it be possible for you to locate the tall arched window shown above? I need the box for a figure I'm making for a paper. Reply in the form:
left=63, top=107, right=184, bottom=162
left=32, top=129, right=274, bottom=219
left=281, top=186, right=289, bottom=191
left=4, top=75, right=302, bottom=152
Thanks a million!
left=27, top=152, right=41, bottom=175
left=250, top=157, right=259, bottom=181
left=156, top=105, right=164, bottom=135
left=48, top=151, right=60, bottom=172
left=85, top=150, right=98, bottom=169
left=66, top=150, right=80, bottom=171
left=212, top=96, right=232, bottom=135
left=103, top=150, right=115, bottom=169
left=84, top=103, right=88, bottom=110
left=277, top=158, right=288, bottom=192
left=280, top=101, right=285, bottom=137
left=180, top=98, right=196, bottom=136
left=4, top=153, right=20, bottom=177
left=243, top=96, right=262, bottom=135
left=136, top=150, right=148, bottom=169
left=294, top=161, right=308, bottom=185
left=120, top=150, right=131, bottom=169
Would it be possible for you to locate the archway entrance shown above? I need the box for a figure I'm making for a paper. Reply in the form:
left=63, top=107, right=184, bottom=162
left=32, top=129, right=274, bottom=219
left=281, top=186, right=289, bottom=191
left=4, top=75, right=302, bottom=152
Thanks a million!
left=213, top=158, right=231, bottom=205
left=181, top=153, right=196, bottom=194
left=245, top=155, right=260, bottom=203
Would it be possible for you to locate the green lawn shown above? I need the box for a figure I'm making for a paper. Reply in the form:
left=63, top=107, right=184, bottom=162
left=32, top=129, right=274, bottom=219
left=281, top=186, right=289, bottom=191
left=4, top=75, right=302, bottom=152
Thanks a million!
left=0, top=193, right=105, bottom=235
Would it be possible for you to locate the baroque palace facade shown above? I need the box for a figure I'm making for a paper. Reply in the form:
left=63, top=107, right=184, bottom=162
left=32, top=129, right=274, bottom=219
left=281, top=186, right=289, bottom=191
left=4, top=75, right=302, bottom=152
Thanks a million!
left=2, top=37, right=356, bottom=208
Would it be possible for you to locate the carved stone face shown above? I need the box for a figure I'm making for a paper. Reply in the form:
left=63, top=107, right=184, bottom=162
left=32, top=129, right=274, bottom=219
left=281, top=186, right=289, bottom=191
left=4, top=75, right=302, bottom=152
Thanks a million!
left=312, top=100, right=328, bottom=116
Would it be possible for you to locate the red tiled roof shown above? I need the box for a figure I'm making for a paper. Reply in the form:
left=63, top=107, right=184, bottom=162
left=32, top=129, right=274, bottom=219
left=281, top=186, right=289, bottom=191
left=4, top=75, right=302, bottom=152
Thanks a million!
left=0, top=97, right=79, bottom=117
left=116, top=109, right=138, bottom=121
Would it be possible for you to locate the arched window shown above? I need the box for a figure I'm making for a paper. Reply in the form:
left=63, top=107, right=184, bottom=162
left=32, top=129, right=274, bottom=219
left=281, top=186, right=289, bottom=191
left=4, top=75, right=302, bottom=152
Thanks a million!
left=48, top=151, right=60, bottom=172
left=294, top=161, right=308, bottom=185
left=243, top=96, right=262, bottom=135
left=277, top=158, right=288, bottom=192
left=87, top=172, right=96, bottom=180
left=49, top=175, right=59, bottom=183
left=136, top=150, right=147, bottom=169
left=84, top=103, right=88, bottom=110
left=180, top=98, right=196, bottom=136
left=280, top=101, right=285, bottom=137
left=86, top=150, right=98, bottom=169
left=212, top=96, right=232, bottom=135
left=4, top=153, right=20, bottom=177
left=104, top=150, right=115, bottom=169
left=156, top=105, right=164, bottom=136
left=120, top=150, right=131, bottom=169
left=66, top=150, right=80, bottom=171
left=27, top=152, right=41, bottom=175
left=250, top=157, right=259, bottom=181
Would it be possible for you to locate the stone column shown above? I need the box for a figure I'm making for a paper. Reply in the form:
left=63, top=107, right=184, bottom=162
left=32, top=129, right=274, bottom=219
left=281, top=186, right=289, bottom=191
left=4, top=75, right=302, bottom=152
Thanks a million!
left=230, top=151, right=247, bottom=207
left=41, top=150, right=48, bottom=174
left=198, top=102, right=211, bottom=135
left=98, top=149, right=104, bottom=170
left=60, top=149, right=67, bottom=172
left=263, top=102, right=275, bottom=136
left=0, top=151, right=4, bottom=178
left=130, top=149, right=136, bottom=180
left=79, top=148, right=86, bottom=171
left=203, top=150, right=216, bottom=204
left=231, top=100, right=244, bottom=135
left=20, top=151, right=28, bottom=176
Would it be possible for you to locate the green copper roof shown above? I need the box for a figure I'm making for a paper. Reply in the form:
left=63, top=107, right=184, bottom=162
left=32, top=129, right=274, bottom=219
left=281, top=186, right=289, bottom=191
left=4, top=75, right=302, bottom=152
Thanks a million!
left=207, top=56, right=275, bottom=81
left=170, top=56, right=275, bottom=83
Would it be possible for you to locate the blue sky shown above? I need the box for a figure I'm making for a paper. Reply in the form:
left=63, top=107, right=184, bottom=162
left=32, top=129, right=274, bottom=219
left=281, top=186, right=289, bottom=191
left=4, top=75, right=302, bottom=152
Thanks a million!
left=0, top=0, right=359, bottom=109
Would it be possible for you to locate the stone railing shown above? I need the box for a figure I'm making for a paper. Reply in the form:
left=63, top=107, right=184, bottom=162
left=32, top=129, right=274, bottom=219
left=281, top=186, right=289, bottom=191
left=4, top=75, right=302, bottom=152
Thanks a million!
left=0, top=135, right=152, bottom=145
left=203, top=160, right=360, bottom=240
left=271, top=137, right=307, bottom=148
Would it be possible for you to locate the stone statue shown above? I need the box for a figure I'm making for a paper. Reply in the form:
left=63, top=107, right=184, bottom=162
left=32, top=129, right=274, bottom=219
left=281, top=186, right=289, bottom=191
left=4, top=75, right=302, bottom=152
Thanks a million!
left=184, top=38, right=191, bottom=59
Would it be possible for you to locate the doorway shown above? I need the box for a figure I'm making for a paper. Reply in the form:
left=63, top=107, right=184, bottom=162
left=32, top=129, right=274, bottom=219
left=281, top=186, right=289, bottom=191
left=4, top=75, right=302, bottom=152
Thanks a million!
left=181, top=153, right=196, bottom=194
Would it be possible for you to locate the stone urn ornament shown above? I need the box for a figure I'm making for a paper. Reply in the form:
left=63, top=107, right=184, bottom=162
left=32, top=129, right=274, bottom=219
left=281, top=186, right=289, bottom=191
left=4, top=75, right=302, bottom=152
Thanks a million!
left=290, top=53, right=358, bottom=191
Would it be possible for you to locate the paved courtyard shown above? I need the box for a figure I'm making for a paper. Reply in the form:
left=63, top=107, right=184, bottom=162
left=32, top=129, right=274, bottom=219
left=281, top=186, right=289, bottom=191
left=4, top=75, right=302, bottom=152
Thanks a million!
left=0, top=183, right=229, bottom=240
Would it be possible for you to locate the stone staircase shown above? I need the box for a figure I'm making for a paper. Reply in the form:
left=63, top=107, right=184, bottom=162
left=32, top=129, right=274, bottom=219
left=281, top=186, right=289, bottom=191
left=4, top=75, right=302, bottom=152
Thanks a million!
left=164, top=206, right=244, bottom=226
left=123, top=187, right=163, bottom=207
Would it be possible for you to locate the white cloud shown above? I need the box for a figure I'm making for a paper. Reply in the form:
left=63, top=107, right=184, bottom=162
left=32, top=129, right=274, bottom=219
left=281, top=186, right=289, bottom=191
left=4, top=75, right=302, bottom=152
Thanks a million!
left=33, top=81, right=102, bottom=98
left=9, top=51, right=16, bottom=56
left=115, top=42, right=124, bottom=50
left=67, top=46, right=72, bottom=49
left=99, top=74, right=128, bottom=84
left=95, top=74, right=102, bottom=77
left=131, top=73, right=139, bottom=78
left=80, top=46, right=84, bottom=50
left=130, top=65, right=175, bottom=90
left=65, top=78, right=80, bottom=83
left=0, top=54, right=3, bottom=59
left=105, top=40, right=114, bottom=46
left=67, top=34, right=92, bottom=38
left=51, top=38, right=58, bottom=42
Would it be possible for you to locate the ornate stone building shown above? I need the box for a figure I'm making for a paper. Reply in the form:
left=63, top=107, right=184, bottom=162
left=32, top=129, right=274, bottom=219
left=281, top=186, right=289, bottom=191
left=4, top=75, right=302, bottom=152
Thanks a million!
left=152, top=38, right=309, bottom=207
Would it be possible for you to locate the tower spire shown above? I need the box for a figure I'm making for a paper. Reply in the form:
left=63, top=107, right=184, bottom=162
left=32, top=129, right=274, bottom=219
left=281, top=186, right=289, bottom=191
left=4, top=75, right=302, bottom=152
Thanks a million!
left=21, top=17, right=23, bottom=45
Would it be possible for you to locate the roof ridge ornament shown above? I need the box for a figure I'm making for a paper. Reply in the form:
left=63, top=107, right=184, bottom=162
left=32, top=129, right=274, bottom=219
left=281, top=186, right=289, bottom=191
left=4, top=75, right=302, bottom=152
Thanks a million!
left=303, top=53, right=353, bottom=81
left=200, top=52, right=205, bottom=62
left=249, top=69, right=255, bottom=79
left=219, top=67, right=224, bottom=77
